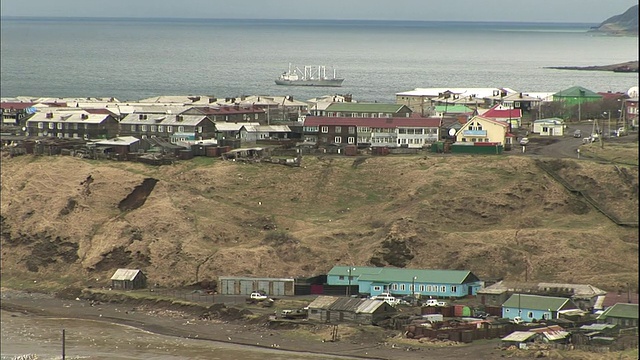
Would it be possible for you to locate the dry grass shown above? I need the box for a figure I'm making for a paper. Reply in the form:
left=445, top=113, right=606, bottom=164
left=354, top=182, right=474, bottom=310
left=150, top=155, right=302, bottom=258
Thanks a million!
left=1, top=154, right=638, bottom=292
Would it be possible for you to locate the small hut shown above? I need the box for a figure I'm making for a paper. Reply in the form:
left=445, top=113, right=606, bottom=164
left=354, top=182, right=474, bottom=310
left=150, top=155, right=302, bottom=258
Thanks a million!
left=110, top=269, right=147, bottom=290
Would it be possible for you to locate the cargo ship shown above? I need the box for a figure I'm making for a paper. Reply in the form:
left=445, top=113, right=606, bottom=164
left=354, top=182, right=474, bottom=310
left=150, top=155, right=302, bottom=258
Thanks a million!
left=275, top=64, right=344, bottom=87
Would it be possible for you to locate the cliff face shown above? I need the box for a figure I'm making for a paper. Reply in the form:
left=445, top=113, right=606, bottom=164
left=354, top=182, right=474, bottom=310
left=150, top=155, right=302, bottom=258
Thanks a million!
left=0, top=155, right=638, bottom=291
left=590, top=5, right=639, bottom=35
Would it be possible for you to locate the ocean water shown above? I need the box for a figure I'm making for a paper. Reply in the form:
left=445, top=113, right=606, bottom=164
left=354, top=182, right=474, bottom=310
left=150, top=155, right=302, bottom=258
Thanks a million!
left=0, top=17, right=638, bottom=103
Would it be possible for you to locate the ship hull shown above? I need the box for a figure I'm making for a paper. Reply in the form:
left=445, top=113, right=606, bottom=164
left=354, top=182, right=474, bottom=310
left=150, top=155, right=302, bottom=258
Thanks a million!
left=275, top=79, right=344, bottom=87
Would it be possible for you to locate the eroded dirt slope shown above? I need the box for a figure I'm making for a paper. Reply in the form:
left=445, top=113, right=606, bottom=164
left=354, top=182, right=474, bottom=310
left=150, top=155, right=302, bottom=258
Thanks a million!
left=1, top=154, right=637, bottom=290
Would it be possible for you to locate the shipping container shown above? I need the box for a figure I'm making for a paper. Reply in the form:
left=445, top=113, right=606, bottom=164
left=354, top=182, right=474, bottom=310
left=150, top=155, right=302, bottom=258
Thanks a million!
left=344, top=145, right=357, bottom=156
left=206, top=146, right=220, bottom=157
left=454, top=305, right=465, bottom=317
left=178, top=150, right=194, bottom=160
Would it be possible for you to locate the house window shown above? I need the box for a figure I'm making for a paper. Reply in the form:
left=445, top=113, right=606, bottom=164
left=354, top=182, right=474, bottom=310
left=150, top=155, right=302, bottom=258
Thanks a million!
left=440, top=286, right=446, bottom=293
left=348, top=126, right=355, bottom=134
left=158, top=125, right=164, bottom=132
left=348, top=137, right=355, bottom=144
left=321, top=126, right=329, bottom=133
left=400, top=284, right=406, bottom=291
left=528, top=311, right=534, bottom=319
left=335, top=126, right=342, bottom=133
left=141, top=125, right=147, bottom=131
left=131, top=125, right=136, bottom=131
left=304, top=126, right=319, bottom=132
left=38, top=122, right=44, bottom=129
left=419, top=285, right=425, bottom=292
left=334, top=136, right=342, bottom=143
left=57, top=123, right=63, bottom=129
left=451, top=286, right=457, bottom=293
left=505, top=309, right=510, bottom=313
left=197, top=126, right=203, bottom=133
left=57, top=133, right=62, bottom=138
left=167, top=126, right=173, bottom=133
left=398, top=128, right=406, bottom=134
left=373, top=286, right=381, bottom=291
left=178, top=126, right=184, bottom=132
left=391, top=283, right=398, bottom=291
left=151, top=125, right=156, bottom=132
left=49, top=123, right=55, bottom=129
left=338, top=276, right=344, bottom=280
left=515, top=102, right=521, bottom=107
left=73, top=133, right=79, bottom=138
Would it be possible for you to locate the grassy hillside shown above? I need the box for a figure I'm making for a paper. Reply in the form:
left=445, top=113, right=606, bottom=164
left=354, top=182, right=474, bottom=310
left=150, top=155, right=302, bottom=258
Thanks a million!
left=1, top=153, right=638, bottom=292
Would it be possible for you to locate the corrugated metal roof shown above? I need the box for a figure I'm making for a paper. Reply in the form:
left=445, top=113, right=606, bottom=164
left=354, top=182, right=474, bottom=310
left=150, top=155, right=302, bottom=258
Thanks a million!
left=501, top=331, right=538, bottom=342
left=94, top=136, right=140, bottom=146
left=580, top=323, right=617, bottom=331
left=215, top=122, right=260, bottom=131
left=307, top=296, right=340, bottom=309
left=503, top=294, right=573, bottom=312
left=217, top=276, right=294, bottom=282
left=110, top=269, right=142, bottom=281
left=27, top=110, right=111, bottom=124
left=329, top=266, right=476, bottom=285
left=479, top=281, right=606, bottom=298
left=542, top=331, right=570, bottom=341
left=325, top=102, right=407, bottom=113
left=597, top=303, right=639, bottom=320
left=328, top=297, right=365, bottom=311
left=356, top=299, right=388, bottom=314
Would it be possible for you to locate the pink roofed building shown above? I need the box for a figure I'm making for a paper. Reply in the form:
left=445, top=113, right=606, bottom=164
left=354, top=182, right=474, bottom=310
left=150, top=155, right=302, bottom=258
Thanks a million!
left=480, top=105, right=523, bottom=129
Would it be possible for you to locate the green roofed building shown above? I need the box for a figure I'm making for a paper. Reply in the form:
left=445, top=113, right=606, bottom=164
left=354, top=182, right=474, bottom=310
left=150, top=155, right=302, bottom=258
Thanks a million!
left=597, top=303, right=639, bottom=327
left=324, top=103, right=413, bottom=118
left=326, top=266, right=482, bottom=298
left=552, top=86, right=602, bottom=106
left=434, top=105, right=474, bottom=115
left=502, top=294, right=578, bottom=323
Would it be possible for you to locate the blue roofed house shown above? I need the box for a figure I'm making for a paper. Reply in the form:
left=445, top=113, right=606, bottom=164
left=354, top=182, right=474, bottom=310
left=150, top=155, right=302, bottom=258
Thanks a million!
left=326, top=266, right=483, bottom=299
left=502, top=294, right=579, bottom=323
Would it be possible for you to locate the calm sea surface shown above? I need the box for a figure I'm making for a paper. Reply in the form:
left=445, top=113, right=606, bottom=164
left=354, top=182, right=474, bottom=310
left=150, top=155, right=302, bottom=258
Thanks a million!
left=0, top=18, right=638, bottom=102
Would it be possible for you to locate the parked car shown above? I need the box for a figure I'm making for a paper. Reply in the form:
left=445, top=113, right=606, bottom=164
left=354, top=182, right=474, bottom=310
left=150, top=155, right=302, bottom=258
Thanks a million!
left=436, top=301, right=448, bottom=307
left=519, top=137, right=530, bottom=145
left=512, top=316, right=523, bottom=324
left=573, top=129, right=582, bottom=138
left=424, top=299, right=439, bottom=307
left=616, top=127, right=627, bottom=136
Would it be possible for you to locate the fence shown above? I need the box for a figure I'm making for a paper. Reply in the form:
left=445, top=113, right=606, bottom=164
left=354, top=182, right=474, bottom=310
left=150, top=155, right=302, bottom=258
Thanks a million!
left=534, top=159, right=638, bottom=228
left=150, top=288, right=217, bottom=304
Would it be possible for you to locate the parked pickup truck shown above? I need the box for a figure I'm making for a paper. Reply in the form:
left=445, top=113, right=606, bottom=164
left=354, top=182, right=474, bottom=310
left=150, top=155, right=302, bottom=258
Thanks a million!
left=370, top=293, right=400, bottom=306
left=247, top=291, right=268, bottom=301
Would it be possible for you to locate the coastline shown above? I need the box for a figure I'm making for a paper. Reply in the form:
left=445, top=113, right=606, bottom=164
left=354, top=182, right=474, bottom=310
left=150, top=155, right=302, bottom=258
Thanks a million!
left=544, top=60, right=639, bottom=72
left=0, top=289, right=501, bottom=360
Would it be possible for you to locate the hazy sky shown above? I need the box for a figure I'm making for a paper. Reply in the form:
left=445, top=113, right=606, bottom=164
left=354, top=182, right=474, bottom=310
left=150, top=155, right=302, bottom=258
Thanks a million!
left=1, top=0, right=637, bottom=23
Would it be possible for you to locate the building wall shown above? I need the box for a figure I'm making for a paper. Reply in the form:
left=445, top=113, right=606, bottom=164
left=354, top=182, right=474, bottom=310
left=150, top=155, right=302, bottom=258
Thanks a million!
left=218, top=277, right=295, bottom=296
left=456, top=118, right=506, bottom=144
left=502, top=307, right=553, bottom=322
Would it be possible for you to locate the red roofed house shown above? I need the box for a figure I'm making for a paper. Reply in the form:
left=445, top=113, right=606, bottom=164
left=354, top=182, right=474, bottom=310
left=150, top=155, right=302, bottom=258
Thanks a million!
left=481, top=104, right=523, bottom=129
left=183, top=105, right=268, bottom=124
left=303, top=116, right=441, bottom=148
left=1, top=102, right=37, bottom=129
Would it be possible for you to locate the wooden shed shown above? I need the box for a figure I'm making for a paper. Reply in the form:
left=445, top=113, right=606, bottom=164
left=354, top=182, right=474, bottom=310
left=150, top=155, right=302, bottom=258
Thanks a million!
left=110, top=269, right=147, bottom=290
left=306, top=295, right=397, bottom=325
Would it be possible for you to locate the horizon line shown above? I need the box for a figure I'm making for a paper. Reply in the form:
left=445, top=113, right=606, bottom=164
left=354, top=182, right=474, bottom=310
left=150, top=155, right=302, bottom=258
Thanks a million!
left=0, top=16, right=598, bottom=25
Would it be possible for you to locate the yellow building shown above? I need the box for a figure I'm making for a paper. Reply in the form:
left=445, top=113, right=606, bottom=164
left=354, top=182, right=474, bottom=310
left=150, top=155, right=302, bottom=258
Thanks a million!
left=456, top=115, right=511, bottom=146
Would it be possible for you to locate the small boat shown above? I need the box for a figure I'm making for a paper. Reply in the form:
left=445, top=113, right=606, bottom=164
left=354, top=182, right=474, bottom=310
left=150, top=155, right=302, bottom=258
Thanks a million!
left=275, top=64, right=344, bottom=87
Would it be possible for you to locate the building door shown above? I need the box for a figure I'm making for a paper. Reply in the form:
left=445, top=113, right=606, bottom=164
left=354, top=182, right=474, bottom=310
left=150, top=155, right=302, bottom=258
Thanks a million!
left=240, top=280, right=253, bottom=295
left=273, top=281, right=285, bottom=296
left=258, top=281, right=269, bottom=294
left=223, top=280, right=236, bottom=295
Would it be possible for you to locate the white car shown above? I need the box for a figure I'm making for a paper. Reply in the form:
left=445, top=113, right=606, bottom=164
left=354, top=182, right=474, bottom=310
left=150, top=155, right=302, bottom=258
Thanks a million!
left=519, top=137, right=530, bottom=145
left=249, top=292, right=268, bottom=301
